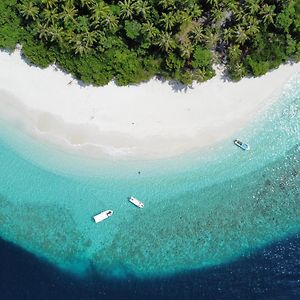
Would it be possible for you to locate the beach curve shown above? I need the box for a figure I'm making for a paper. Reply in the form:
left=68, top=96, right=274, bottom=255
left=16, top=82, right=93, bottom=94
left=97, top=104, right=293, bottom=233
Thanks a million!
left=1, top=48, right=300, bottom=159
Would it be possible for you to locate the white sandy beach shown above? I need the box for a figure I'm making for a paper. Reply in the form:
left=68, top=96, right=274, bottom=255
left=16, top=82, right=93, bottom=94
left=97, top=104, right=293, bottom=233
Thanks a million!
left=0, top=48, right=300, bottom=159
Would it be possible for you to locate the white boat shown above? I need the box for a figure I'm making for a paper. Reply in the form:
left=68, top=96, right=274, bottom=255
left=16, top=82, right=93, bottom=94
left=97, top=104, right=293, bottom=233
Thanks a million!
left=234, top=139, right=250, bottom=151
left=129, top=196, right=144, bottom=208
left=93, top=210, right=113, bottom=223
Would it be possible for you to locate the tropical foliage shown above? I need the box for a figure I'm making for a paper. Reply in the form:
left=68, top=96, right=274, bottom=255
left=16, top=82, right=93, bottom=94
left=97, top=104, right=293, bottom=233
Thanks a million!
left=0, top=0, right=299, bottom=85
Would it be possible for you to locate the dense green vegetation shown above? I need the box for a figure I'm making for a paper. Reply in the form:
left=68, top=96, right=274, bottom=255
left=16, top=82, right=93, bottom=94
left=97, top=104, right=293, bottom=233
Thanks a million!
left=0, top=0, right=299, bottom=85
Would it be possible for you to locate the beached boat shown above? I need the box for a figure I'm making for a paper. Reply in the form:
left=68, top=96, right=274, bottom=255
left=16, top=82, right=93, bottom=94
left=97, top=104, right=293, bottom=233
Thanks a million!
left=129, top=196, right=144, bottom=208
left=93, top=210, right=113, bottom=223
left=234, top=139, right=250, bottom=151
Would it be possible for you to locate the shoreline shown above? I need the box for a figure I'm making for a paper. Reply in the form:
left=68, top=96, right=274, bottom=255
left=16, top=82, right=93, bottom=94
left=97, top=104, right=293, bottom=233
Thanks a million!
left=0, top=49, right=300, bottom=159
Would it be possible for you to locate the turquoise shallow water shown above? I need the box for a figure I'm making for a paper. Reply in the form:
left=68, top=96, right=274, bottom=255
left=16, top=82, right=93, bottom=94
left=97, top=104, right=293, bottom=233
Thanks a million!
left=0, top=74, right=299, bottom=279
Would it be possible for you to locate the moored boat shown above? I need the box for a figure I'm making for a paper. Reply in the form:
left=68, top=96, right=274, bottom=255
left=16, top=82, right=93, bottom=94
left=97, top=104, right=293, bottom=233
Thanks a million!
left=93, top=210, right=113, bottom=223
left=234, top=139, right=250, bottom=151
left=129, top=196, right=144, bottom=208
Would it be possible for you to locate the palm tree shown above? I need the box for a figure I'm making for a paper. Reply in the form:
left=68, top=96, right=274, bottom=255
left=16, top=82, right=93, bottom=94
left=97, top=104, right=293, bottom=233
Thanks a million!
left=48, top=24, right=64, bottom=43
left=226, top=1, right=238, bottom=15
left=245, top=16, right=260, bottom=36
left=245, top=0, right=260, bottom=15
left=60, top=3, right=78, bottom=25
left=233, top=8, right=244, bottom=22
left=206, top=0, right=219, bottom=6
left=211, top=6, right=224, bottom=25
left=174, top=10, right=192, bottom=24
left=161, top=12, right=175, bottom=31
left=118, top=0, right=135, bottom=20
left=91, top=1, right=110, bottom=23
left=230, top=63, right=246, bottom=80
left=83, top=31, right=97, bottom=47
left=228, top=44, right=242, bottom=63
left=65, top=0, right=75, bottom=6
left=223, top=27, right=234, bottom=42
left=185, top=3, right=202, bottom=20
left=78, top=0, right=95, bottom=9
left=18, top=1, right=39, bottom=21
left=101, top=13, right=119, bottom=31
left=204, top=29, right=219, bottom=49
left=69, top=34, right=91, bottom=55
left=191, top=25, right=205, bottom=44
left=41, top=0, right=58, bottom=9
left=234, top=25, right=248, bottom=45
left=156, top=31, right=176, bottom=52
left=260, top=4, right=276, bottom=25
left=193, top=67, right=206, bottom=82
left=134, top=0, right=151, bottom=19
left=142, top=21, right=159, bottom=40
left=158, top=0, right=175, bottom=10
left=41, top=7, right=59, bottom=25
left=179, top=42, right=194, bottom=59
left=36, top=22, right=50, bottom=41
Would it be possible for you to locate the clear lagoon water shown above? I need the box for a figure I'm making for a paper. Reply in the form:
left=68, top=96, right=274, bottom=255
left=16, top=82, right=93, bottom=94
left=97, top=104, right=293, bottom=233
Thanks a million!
left=0, top=74, right=299, bottom=298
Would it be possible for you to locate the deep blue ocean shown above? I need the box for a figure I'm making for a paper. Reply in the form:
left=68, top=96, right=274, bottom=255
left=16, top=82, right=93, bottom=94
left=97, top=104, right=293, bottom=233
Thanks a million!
left=1, top=232, right=300, bottom=300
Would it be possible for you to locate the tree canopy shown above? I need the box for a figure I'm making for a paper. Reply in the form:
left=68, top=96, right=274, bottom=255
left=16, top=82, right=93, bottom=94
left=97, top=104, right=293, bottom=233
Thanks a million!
left=0, top=0, right=299, bottom=85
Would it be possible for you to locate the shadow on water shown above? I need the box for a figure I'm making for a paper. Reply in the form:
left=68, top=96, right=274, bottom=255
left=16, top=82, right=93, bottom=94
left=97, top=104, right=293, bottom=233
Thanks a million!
left=1, top=232, right=300, bottom=300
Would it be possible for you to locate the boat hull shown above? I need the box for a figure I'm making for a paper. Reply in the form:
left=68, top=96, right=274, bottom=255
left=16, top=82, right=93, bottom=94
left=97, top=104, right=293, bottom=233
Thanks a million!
left=129, top=196, right=144, bottom=208
left=234, top=139, right=250, bottom=151
left=93, top=210, right=113, bottom=223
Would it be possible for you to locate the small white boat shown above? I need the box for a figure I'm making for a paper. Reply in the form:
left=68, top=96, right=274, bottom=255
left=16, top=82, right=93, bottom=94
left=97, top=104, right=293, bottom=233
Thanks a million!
left=234, top=139, right=250, bottom=151
left=93, top=210, right=113, bottom=223
left=129, top=196, right=144, bottom=208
